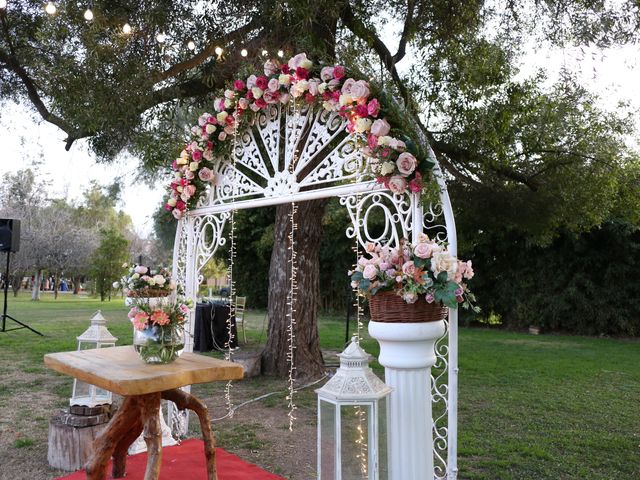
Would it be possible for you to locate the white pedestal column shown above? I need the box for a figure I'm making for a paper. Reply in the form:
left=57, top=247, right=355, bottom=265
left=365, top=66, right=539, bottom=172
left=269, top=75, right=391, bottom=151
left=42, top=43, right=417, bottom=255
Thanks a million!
left=369, top=320, right=446, bottom=480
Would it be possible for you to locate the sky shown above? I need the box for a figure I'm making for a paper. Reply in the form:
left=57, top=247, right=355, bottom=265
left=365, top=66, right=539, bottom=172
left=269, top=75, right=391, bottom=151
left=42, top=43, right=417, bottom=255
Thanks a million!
left=0, top=30, right=638, bottom=239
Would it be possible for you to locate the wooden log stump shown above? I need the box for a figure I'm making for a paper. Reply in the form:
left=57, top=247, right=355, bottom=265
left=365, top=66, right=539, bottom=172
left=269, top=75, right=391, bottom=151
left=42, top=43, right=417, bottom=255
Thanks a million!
left=47, top=414, right=107, bottom=471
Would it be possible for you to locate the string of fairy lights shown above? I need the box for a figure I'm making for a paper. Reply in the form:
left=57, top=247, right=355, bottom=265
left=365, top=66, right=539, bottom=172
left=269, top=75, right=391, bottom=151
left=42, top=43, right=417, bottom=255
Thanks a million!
left=0, top=2, right=288, bottom=59
left=286, top=101, right=301, bottom=431
left=223, top=102, right=242, bottom=416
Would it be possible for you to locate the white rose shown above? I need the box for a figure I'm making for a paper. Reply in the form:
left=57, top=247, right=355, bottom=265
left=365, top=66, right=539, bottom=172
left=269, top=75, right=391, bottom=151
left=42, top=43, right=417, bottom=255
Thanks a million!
left=246, top=74, right=257, bottom=89
left=349, top=80, right=370, bottom=100
left=189, top=162, right=199, bottom=171
left=224, top=98, right=233, bottom=109
left=153, top=274, right=166, bottom=286
left=318, top=82, right=327, bottom=94
left=354, top=118, right=372, bottom=133
left=176, top=157, right=187, bottom=165
left=134, top=266, right=147, bottom=274
left=132, top=273, right=140, bottom=280
left=251, top=87, right=264, bottom=99
left=380, top=162, right=395, bottom=176
left=431, top=251, right=458, bottom=280
left=167, top=197, right=177, bottom=207
left=216, top=111, right=228, bottom=123
left=205, top=124, right=216, bottom=134
left=377, top=135, right=392, bottom=146
left=278, top=74, right=291, bottom=86
left=339, top=94, right=353, bottom=106
left=224, top=89, right=235, bottom=99
left=300, top=58, right=313, bottom=70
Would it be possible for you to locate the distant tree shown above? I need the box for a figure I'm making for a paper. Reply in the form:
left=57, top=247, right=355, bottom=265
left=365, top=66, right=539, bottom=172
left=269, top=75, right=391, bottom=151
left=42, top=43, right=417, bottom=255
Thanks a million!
left=90, top=228, right=129, bottom=301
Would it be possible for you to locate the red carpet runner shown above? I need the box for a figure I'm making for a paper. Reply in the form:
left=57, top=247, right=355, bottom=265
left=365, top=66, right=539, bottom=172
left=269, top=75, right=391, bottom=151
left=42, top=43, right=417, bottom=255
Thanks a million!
left=56, top=439, right=286, bottom=480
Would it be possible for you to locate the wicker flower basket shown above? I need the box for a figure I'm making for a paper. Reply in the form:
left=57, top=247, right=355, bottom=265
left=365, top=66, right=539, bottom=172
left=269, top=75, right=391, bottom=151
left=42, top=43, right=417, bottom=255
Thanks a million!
left=126, top=288, right=172, bottom=298
left=369, top=291, right=448, bottom=323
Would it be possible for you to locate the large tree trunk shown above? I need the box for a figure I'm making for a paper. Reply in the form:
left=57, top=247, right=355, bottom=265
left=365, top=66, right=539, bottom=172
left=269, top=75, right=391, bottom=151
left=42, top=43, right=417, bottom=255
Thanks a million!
left=31, top=269, right=42, bottom=301
left=262, top=199, right=327, bottom=380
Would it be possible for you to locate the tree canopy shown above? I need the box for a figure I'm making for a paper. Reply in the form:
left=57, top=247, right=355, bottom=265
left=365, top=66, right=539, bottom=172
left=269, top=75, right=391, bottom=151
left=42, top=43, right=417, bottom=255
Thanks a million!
left=2, top=0, right=638, bottom=241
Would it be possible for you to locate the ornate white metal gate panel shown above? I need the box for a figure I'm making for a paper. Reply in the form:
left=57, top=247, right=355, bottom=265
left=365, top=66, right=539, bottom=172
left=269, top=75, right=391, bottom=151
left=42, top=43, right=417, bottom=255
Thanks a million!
left=171, top=104, right=458, bottom=479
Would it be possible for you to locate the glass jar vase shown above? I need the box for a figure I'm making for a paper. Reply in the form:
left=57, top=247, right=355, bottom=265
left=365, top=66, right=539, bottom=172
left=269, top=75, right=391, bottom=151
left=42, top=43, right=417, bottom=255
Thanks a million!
left=133, top=324, right=185, bottom=364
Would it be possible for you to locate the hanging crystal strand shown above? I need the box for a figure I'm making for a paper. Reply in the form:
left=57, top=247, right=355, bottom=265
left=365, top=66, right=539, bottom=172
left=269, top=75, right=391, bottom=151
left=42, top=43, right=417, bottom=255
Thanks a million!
left=352, top=207, right=363, bottom=343
left=286, top=100, right=301, bottom=431
left=224, top=100, right=241, bottom=415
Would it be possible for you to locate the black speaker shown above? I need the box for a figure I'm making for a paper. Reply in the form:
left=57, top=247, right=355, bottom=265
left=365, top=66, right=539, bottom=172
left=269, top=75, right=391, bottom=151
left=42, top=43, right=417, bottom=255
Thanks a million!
left=0, top=219, right=20, bottom=253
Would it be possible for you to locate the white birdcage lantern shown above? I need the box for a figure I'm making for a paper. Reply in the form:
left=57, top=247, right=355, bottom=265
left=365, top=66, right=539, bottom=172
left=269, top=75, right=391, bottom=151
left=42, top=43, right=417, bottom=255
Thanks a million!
left=317, top=337, right=392, bottom=480
left=70, top=311, right=117, bottom=407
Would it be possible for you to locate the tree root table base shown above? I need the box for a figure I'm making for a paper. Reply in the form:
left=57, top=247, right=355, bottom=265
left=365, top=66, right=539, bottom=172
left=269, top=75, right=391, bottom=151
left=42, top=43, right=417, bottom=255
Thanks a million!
left=85, top=388, right=217, bottom=480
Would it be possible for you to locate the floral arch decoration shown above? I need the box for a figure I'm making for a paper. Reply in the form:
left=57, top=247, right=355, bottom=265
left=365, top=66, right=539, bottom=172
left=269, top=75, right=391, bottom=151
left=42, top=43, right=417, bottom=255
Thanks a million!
left=167, top=53, right=459, bottom=480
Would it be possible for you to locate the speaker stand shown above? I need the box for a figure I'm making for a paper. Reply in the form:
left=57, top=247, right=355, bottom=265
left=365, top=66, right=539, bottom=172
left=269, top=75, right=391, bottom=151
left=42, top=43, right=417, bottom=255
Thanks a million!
left=1, top=252, right=44, bottom=336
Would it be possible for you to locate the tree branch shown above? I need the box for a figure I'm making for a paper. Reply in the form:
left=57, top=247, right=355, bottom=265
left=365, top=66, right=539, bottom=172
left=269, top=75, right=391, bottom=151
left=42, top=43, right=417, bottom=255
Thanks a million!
left=340, top=2, right=411, bottom=107
left=155, top=18, right=261, bottom=83
left=392, top=0, right=415, bottom=63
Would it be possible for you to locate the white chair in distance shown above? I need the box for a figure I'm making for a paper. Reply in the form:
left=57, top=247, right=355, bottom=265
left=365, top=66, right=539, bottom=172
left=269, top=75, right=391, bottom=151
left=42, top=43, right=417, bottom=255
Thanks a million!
left=235, top=296, right=247, bottom=344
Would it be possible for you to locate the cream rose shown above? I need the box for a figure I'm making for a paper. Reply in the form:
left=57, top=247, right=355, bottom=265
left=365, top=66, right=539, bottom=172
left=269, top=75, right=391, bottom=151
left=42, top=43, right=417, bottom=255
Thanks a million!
left=380, top=162, right=395, bottom=176
left=354, top=118, right=372, bottom=133
left=431, top=251, right=458, bottom=280
left=216, top=111, right=228, bottom=123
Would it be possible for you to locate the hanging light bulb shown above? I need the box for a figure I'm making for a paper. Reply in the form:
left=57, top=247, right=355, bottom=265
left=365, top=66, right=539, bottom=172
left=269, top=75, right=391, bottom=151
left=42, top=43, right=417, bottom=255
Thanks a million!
left=0, top=0, right=7, bottom=10
left=187, top=40, right=196, bottom=51
left=156, top=32, right=166, bottom=43
left=214, top=46, right=223, bottom=56
left=83, top=8, right=93, bottom=21
left=45, top=2, right=56, bottom=15
left=277, top=50, right=284, bottom=58
left=261, top=49, right=268, bottom=56
left=122, top=22, right=132, bottom=34
left=240, top=48, right=248, bottom=57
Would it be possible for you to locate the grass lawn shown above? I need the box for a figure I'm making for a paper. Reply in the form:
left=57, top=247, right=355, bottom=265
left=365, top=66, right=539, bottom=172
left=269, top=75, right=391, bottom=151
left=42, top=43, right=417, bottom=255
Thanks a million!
left=0, top=292, right=638, bottom=479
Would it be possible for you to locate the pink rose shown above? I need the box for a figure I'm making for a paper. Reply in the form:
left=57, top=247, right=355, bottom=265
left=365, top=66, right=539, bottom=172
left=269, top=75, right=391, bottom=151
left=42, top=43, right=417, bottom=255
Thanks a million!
left=402, top=261, right=416, bottom=276
left=367, top=99, right=380, bottom=117
left=268, top=78, right=279, bottom=92
left=341, top=78, right=356, bottom=95
left=191, top=149, right=202, bottom=161
left=333, top=65, right=345, bottom=79
left=350, top=80, right=370, bottom=100
left=280, top=93, right=290, bottom=104
left=371, top=118, right=391, bottom=136
left=320, top=67, right=334, bottom=81
left=263, top=90, right=281, bottom=104
left=396, top=152, right=417, bottom=176
left=264, top=59, right=280, bottom=76
left=413, top=242, right=433, bottom=258
left=402, top=292, right=418, bottom=304
left=362, top=264, right=378, bottom=280
left=179, top=304, right=190, bottom=315
left=233, top=79, right=245, bottom=91
left=127, top=307, right=139, bottom=319
left=390, top=138, right=406, bottom=151
left=185, top=170, right=195, bottom=180
left=218, top=131, right=227, bottom=141
left=238, top=98, right=249, bottom=109
left=184, top=185, right=196, bottom=197
left=214, top=98, right=225, bottom=112
left=172, top=209, right=183, bottom=220
left=288, top=53, right=310, bottom=69
left=308, top=80, right=319, bottom=96
left=388, top=176, right=408, bottom=194
left=198, top=167, right=214, bottom=182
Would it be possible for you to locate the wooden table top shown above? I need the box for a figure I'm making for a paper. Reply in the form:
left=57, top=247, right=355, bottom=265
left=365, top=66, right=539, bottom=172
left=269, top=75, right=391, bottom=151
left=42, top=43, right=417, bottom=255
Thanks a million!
left=44, top=346, right=244, bottom=396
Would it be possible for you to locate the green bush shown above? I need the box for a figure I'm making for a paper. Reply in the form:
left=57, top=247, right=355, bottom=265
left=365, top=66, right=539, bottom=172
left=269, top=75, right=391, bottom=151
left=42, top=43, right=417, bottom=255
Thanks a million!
left=470, top=220, right=640, bottom=336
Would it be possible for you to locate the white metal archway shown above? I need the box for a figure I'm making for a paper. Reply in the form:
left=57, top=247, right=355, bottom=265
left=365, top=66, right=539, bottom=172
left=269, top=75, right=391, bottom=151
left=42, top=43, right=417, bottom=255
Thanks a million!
left=171, top=102, right=459, bottom=479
